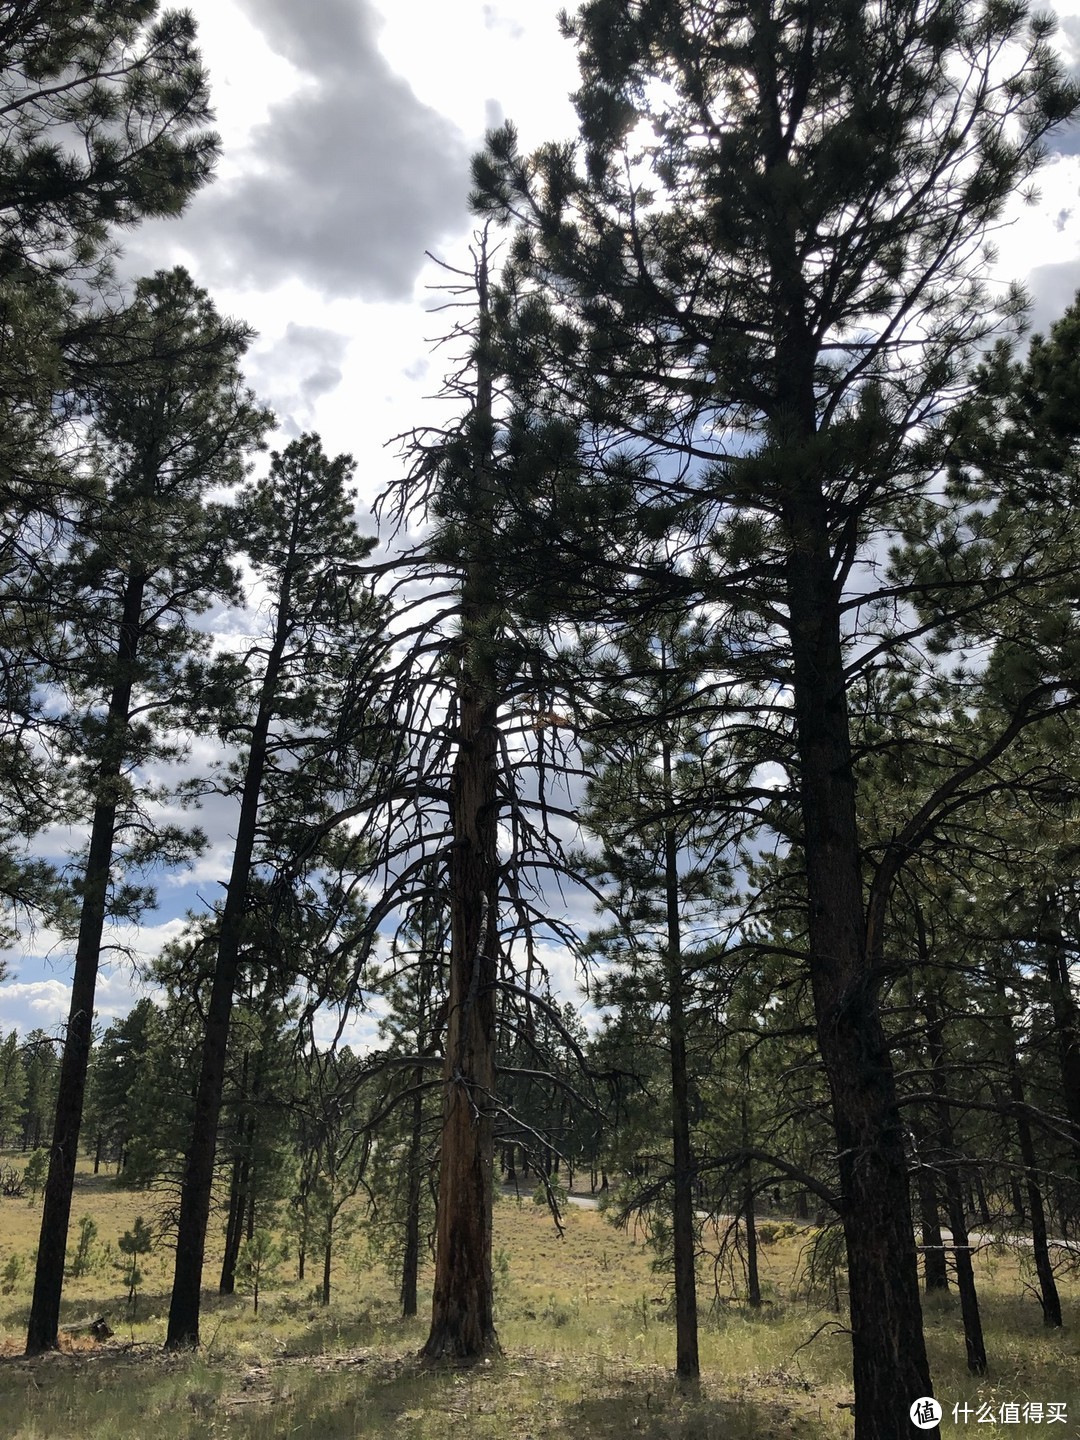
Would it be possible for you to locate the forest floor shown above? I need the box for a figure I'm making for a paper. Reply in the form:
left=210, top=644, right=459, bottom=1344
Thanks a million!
left=0, top=1156, right=1078, bottom=1438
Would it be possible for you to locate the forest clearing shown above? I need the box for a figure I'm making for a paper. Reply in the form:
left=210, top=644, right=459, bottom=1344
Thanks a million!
left=5, top=2, right=1080, bottom=1438
left=1, top=1158, right=1078, bottom=1440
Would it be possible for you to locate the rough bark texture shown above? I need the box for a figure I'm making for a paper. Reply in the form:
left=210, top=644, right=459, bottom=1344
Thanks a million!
left=422, top=265, right=501, bottom=1362
left=25, top=571, right=145, bottom=1356
left=785, top=476, right=934, bottom=1435
left=421, top=672, right=500, bottom=1359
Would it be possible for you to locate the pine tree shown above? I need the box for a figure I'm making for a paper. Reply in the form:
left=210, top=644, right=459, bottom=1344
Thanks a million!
left=166, top=435, right=387, bottom=1348
left=472, top=1, right=1078, bottom=1429
left=25, top=268, right=268, bottom=1355
left=580, top=617, right=736, bottom=1378
left=0, top=0, right=219, bottom=523
left=420, top=256, right=503, bottom=1361
left=0, top=3, right=220, bottom=928
left=0, top=1030, right=26, bottom=1147
left=366, top=888, right=447, bottom=1318
left=19, top=1031, right=59, bottom=1152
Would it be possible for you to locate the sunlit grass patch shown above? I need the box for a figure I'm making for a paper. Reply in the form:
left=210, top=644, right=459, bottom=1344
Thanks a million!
left=1, top=1158, right=1078, bottom=1438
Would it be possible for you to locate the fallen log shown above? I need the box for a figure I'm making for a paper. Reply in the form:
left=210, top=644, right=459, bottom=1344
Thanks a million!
left=59, top=1316, right=113, bottom=1339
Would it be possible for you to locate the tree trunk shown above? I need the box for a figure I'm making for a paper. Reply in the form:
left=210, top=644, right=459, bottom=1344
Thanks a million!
left=916, top=1168, right=949, bottom=1294
left=995, top=973, right=1061, bottom=1327
left=946, top=1182, right=985, bottom=1376
left=26, top=570, right=146, bottom=1356
left=401, top=1079, right=425, bottom=1318
left=322, top=1234, right=332, bottom=1306
left=662, top=743, right=699, bottom=1379
left=421, top=683, right=499, bottom=1358
left=219, top=1054, right=251, bottom=1296
left=219, top=1144, right=252, bottom=1296
left=422, top=255, right=500, bottom=1364
left=909, top=1112, right=948, bottom=1293
left=785, top=502, right=934, bottom=1435
left=1040, top=899, right=1080, bottom=1174
left=924, top=990, right=986, bottom=1374
left=973, top=1173, right=991, bottom=1228
left=166, top=523, right=299, bottom=1350
left=219, top=1153, right=243, bottom=1296
left=744, top=1180, right=761, bottom=1308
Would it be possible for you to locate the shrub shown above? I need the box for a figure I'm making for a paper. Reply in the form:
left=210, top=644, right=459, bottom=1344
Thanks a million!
left=70, top=1217, right=99, bottom=1278
left=23, top=1148, right=47, bottom=1202
left=2, top=1252, right=25, bottom=1293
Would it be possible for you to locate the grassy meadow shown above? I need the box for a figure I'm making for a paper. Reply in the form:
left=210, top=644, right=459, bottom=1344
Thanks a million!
left=1, top=1154, right=1078, bottom=1438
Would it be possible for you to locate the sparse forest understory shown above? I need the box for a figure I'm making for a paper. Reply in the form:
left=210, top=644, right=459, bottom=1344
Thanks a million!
left=3, top=2, right=1080, bottom=1439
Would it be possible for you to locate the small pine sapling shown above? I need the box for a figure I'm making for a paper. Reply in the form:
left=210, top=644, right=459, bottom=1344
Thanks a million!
left=23, top=1149, right=47, bottom=1203
left=237, top=1229, right=286, bottom=1316
left=2, top=1253, right=25, bottom=1293
left=116, top=1217, right=153, bottom=1317
left=70, top=1217, right=98, bottom=1278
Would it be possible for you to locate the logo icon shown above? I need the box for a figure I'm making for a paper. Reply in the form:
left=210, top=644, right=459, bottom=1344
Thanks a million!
left=910, top=1397, right=943, bottom=1429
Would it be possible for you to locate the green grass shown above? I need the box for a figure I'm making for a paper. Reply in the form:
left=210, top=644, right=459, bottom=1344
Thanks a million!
left=1, top=1157, right=1078, bottom=1438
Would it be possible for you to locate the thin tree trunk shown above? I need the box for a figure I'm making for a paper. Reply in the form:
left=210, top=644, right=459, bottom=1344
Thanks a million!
left=322, top=1234, right=332, bottom=1306
left=166, top=540, right=298, bottom=1349
left=916, top=1168, right=949, bottom=1294
left=909, top=1112, right=948, bottom=1293
left=744, top=1180, right=761, bottom=1308
left=973, top=1173, right=991, bottom=1228
left=995, top=973, right=1062, bottom=1327
left=245, top=1171, right=256, bottom=1242
left=924, top=989, right=986, bottom=1375
left=26, top=570, right=146, bottom=1355
left=946, top=1177, right=985, bottom=1374
left=1040, top=898, right=1080, bottom=1173
left=401, top=1079, right=425, bottom=1318
left=662, top=733, right=700, bottom=1380
left=219, top=1053, right=251, bottom=1296
left=219, top=1153, right=244, bottom=1296
left=220, top=1139, right=254, bottom=1296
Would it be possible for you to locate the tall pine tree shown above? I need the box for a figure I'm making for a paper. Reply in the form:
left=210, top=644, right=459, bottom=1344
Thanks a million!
left=473, top=1, right=1078, bottom=1430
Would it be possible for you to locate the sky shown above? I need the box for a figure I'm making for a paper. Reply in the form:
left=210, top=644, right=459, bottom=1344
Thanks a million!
left=3, top=0, right=1080, bottom=1044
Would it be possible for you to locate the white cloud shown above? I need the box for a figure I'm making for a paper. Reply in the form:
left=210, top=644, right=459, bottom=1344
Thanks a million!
left=0, top=965, right=165, bottom=1035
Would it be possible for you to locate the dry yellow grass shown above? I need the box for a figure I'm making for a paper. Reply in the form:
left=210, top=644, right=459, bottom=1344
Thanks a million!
left=0, top=1153, right=1078, bottom=1438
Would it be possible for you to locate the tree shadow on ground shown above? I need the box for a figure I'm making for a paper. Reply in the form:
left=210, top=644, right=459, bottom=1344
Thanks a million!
left=0, top=1338, right=838, bottom=1440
